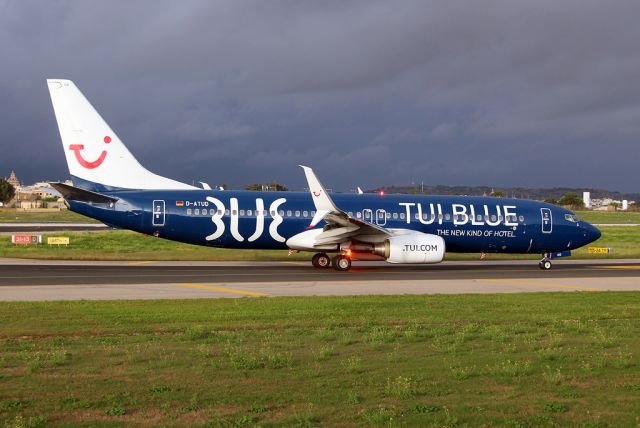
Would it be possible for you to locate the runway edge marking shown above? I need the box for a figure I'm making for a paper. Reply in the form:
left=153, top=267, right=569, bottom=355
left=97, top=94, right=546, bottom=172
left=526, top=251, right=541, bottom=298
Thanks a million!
left=175, top=283, right=270, bottom=297
left=477, top=278, right=602, bottom=292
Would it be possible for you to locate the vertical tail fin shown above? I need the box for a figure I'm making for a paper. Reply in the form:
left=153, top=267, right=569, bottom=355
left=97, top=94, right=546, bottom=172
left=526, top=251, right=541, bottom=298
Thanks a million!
left=47, top=79, right=196, bottom=191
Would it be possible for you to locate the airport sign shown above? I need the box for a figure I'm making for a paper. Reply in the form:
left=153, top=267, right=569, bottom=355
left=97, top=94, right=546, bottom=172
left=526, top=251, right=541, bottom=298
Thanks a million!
left=47, top=237, right=70, bottom=246
left=11, top=235, right=42, bottom=245
left=588, top=247, right=612, bottom=254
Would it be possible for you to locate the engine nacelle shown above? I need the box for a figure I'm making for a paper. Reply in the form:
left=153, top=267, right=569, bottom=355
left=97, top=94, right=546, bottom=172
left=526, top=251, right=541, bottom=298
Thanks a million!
left=375, top=232, right=445, bottom=264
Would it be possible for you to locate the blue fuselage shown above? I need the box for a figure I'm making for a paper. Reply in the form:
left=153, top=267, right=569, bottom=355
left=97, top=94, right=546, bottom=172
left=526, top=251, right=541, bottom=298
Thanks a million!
left=68, top=190, right=601, bottom=254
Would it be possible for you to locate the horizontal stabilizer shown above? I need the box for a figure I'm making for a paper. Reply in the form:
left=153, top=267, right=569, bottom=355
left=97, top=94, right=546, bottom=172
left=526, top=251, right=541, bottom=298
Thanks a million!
left=49, top=182, right=118, bottom=204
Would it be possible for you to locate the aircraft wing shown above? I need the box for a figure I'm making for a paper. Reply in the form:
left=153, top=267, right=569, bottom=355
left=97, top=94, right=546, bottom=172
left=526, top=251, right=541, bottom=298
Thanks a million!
left=300, top=166, right=390, bottom=245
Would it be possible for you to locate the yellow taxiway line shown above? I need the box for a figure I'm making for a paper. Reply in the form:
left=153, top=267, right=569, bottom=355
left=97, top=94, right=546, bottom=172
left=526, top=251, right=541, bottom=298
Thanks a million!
left=175, top=283, right=270, bottom=297
left=478, top=278, right=602, bottom=292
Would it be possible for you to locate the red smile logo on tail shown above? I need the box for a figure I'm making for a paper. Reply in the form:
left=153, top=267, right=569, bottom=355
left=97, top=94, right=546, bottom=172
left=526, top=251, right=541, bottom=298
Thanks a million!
left=69, top=136, right=111, bottom=169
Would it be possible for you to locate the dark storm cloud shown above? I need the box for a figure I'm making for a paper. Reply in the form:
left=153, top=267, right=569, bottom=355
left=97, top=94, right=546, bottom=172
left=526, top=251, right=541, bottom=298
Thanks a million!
left=1, top=0, right=639, bottom=191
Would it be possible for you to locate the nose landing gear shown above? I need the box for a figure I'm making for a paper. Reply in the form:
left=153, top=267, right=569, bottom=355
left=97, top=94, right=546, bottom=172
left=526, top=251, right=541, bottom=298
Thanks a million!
left=539, top=257, right=552, bottom=270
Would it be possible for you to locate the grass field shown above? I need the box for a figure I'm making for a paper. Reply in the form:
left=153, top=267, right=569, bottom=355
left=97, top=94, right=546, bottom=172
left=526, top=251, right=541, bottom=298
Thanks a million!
left=576, top=210, right=640, bottom=225
left=0, top=294, right=638, bottom=426
left=0, top=225, right=638, bottom=261
left=0, top=209, right=98, bottom=223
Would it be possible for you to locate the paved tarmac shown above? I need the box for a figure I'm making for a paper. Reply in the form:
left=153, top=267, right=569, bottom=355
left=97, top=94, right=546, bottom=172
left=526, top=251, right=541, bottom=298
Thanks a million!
left=0, top=258, right=639, bottom=300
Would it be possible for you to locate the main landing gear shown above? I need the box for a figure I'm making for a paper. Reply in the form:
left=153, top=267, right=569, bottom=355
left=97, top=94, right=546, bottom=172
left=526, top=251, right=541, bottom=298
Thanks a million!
left=311, top=253, right=331, bottom=269
left=332, top=254, right=352, bottom=272
left=538, top=257, right=552, bottom=270
left=311, top=253, right=352, bottom=271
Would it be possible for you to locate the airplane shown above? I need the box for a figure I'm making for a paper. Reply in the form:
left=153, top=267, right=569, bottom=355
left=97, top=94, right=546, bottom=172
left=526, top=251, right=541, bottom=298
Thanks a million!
left=46, top=79, right=601, bottom=271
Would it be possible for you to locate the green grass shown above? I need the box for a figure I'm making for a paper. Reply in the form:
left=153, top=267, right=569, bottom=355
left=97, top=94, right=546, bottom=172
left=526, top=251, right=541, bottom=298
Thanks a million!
left=576, top=210, right=640, bottom=224
left=0, top=293, right=638, bottom=426
left=0, top=209, right=98, bottom=223
left=0, top=230, right=309, bottom=261
left=1, top=225, right=638, bottom=261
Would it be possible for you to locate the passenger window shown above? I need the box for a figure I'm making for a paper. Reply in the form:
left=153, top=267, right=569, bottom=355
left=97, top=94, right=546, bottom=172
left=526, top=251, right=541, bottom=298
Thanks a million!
left=438, top=214, right=443, bottom=220
left=232, top=210, right=237, bottom=216
left=240, top=210, right=245, bottom=216
left=491, top=215, right=496, bottom=222
left=225, top=209, right=230, bottom=216
left=311, top=211, right=316, bottom=217
left=357, top=212, right=362, bottom=218
left=392, top=213, right=398, bottom=219
left=348, top=211, right=353, bottom=217
left=247, top=210, right=252, bottom=216
left=400, top=213, right=405, bottom=220
left=519, top=215, right=524, bottom=222
left=445, top=214, right=451, bottom=221
left=202, top=210, right=208, bottom=216
left=303, top=210, right=309, bottom=217
left=415, top=213, right=419, bottom=220
left=195, top=209, right=200, bottom=215
left=295, top=210, right=300, bottom=217
left=477, top=215, right=482, bottom=221
left=278, top=210, right=284, bottom=216
left=386, top=212, right=391, bottom=219
left=187, top=209, right=192, bottom=215
left=287, top=210, right=292, bottom=217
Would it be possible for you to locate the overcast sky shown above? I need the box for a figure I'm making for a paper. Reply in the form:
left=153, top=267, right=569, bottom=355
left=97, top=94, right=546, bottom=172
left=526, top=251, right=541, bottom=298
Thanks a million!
left=1, top=0, right=639, bottom=192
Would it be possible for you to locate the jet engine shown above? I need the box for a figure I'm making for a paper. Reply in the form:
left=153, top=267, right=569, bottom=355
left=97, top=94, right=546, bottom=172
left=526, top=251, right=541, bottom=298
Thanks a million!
left=347, top=231, right=445, bottom=264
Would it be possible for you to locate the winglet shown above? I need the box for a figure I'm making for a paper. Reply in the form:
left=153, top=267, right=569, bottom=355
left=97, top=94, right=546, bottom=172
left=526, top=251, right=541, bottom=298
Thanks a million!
left=300, top=165, right=340, bottom=228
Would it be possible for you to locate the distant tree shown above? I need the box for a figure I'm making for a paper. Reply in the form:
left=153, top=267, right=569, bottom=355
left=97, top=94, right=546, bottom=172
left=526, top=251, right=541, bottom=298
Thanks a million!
left=0, top=179, right=15, bottom=203
left=557, top=192, right=584, bottom=209
left=544, top=198, right=558, bottom=205
left=245, top=184, right=264, bottom=191
left=491, top=191, right=505, bottom=198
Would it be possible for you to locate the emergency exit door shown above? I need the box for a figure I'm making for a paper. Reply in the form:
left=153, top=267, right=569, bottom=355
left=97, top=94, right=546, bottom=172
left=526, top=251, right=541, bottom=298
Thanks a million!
left=540, top=208, right=552, bottom=234
left=152, top=200, right=165, bottom=226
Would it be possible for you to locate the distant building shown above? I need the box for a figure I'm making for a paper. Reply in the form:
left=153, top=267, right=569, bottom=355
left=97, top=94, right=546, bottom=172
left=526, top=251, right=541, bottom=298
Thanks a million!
left=582, top=192, right=591, bottom=209
left=5, top=170, right=20, bottom=188
left=622, top=200, right=629, bottom=210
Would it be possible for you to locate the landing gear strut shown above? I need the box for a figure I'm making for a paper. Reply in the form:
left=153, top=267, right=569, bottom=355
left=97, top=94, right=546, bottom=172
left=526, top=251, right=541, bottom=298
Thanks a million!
left=311, top=253, right=331, bottom=269
left=333, top=254, right=352, bottom=272
left=538, top=257, right=552, bottom=270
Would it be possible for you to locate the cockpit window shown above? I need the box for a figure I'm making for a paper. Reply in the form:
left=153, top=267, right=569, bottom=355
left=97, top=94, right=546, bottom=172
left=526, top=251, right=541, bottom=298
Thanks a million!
left=565, top=214, right=580, bottom=222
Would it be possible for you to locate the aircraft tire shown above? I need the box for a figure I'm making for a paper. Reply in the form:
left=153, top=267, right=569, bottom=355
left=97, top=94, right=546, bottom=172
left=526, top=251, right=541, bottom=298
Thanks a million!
left=333, top=255, right=352, bottom=272
left=539, top=260, right=552, bottom=270
left=312, top=253, right=331, bottom=269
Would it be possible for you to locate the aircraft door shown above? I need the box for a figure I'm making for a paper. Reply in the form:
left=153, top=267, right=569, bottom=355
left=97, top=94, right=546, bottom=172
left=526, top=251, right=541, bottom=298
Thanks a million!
left=152, top=200, right=165, bottom=227
left=540, top=208, right=552, bottom=234
left=363, top=209, right=373, bottom=223
left=376, top=209, right=387, bottom=226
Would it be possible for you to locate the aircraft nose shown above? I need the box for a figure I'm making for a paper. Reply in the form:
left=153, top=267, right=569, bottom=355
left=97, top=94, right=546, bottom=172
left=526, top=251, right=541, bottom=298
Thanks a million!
left=585, top=223, right=601, bottom=244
